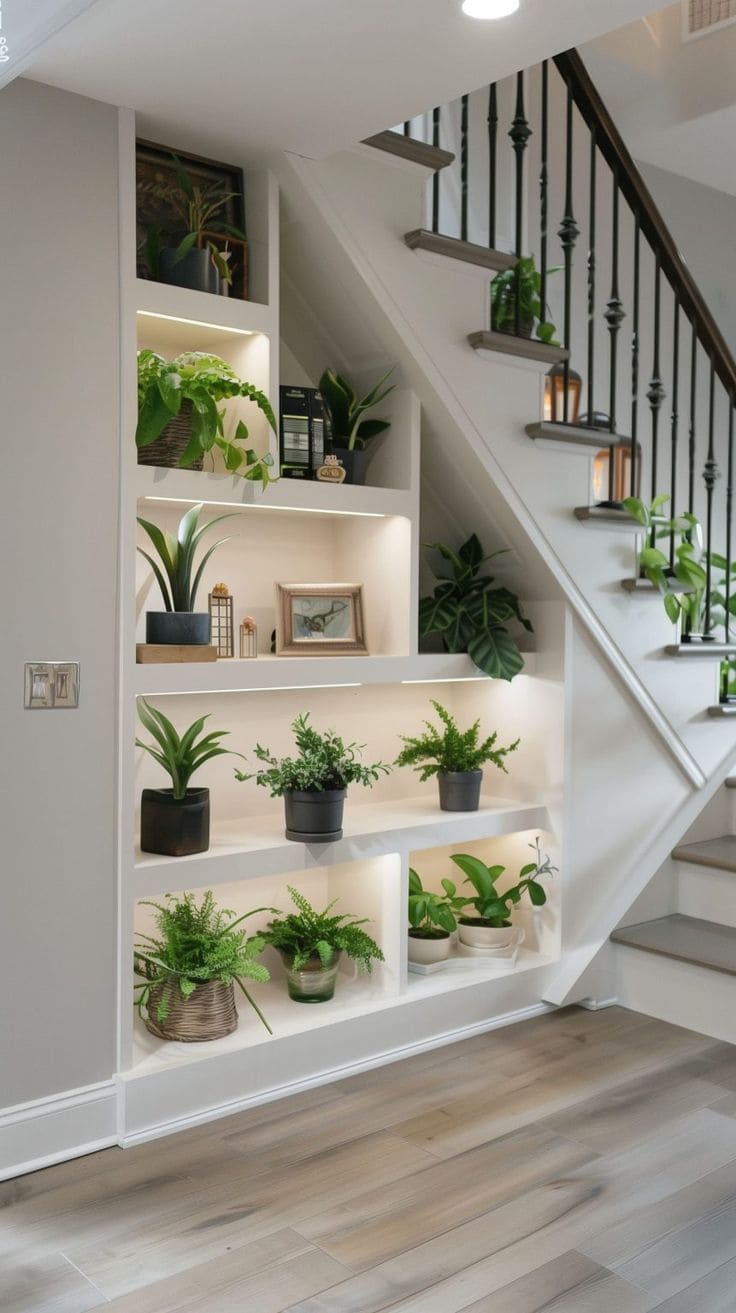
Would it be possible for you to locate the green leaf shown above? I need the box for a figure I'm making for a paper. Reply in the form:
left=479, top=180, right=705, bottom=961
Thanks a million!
left=467, top=625, right=524, bottom=681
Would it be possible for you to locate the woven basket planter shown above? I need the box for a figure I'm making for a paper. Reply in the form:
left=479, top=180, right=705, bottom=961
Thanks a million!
left=137, top=400, right=204, bottom=471
left=144, top=977, right=238, bottom=1042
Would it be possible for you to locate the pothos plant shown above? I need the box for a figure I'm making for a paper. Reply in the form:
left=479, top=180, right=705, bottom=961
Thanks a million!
left=419, top=533, right=533, bottom=680
left=235, top=712, right=390, bottom=795
left=491, top=256, right=559, bottom=344
left=625, top=495, right=736, bottom=637
left=136, top=349, right=277, bottom=485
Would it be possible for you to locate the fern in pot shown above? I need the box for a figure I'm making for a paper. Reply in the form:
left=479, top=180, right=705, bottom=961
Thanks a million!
left=407, top=868, right=467, bottom=966
left=396, top=700, right=519, bottom=811
left=137, top=698, right=245, bottom=856
left=236, top=712, right=389, bottom=842
left=262, top=886, right=384, bottom=1002
left=138, top=501, right=233, bottom=646
left=450, top=839, right=557, bottom=953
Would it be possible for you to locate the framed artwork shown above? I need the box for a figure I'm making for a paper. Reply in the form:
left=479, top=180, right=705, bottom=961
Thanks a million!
left=135, top=139, right=248, bottom=299
left=276, top=584, right=367, bottom=655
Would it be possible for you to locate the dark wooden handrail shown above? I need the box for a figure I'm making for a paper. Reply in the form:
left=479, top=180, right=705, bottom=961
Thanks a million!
left=554, top=48, right=736, bottom=400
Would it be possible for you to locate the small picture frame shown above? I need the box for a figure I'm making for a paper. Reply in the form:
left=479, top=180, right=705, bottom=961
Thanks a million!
left=276, top=583, right=367, bottom=655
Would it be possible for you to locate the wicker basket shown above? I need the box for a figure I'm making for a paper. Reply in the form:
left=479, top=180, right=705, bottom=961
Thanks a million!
left=137, top=400, right=204, bottom=471
left=144, top=977, right=238, bottom=1042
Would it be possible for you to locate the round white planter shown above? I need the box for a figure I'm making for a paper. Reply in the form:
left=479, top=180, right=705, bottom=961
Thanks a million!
left=407, top=932, right=451, bottom=965
left=457, top=920, right=525, bottom=952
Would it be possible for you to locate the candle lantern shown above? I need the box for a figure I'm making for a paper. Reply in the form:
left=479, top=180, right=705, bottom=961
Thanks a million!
left=208, top=583, right=234, bottom=658
left=240, top=616, right=258, bottom=659
left=544, top=363, right=582, bottom=424
left=592, top=440, right=641, bottom=505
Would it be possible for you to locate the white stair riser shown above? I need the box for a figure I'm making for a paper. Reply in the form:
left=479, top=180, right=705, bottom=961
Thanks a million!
left=614, top=944, right=736, bottom=1045
left=676, top=862, right=736, bottom=928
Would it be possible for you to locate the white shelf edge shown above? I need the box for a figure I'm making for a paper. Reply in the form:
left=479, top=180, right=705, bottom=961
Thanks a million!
left=136, top=278, right=274, bottom=338
left=131, top=795, right=550, bottom=896
left=135, top=464, right=414, bottom=517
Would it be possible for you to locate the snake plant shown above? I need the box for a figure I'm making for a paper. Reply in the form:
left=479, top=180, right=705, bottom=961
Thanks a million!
left=137, top=502, right=233, bottom=613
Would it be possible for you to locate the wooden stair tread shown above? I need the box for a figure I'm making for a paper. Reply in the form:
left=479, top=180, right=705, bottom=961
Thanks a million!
left=612, top=914, right=736, bottom=977
left=709, top=705, right=736, bottom=717
left=665, top=642, right=736, bottom=657
left=726, top=777, right=736, bottom=786
left=672, top=836, right=736, bottom=873
left=363, top=131, right=455, bottom=171
left=404, top=230, right=515, bottom=272
left=573, top=505, right=640, bottom=529
left=526, top=421, right=630, bottom=450
left=468, top=331, right=568, bottom=367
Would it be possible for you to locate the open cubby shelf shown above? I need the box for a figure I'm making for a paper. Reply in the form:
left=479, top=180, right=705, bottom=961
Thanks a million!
left=136, top=465, right=415, bottom=516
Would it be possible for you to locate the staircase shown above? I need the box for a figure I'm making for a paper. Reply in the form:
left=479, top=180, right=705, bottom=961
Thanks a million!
left=276, top=44, right=736, bottom=1026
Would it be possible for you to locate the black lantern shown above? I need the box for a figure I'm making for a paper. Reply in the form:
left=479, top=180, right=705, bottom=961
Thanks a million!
left=544, top=364, right=582, bottom=424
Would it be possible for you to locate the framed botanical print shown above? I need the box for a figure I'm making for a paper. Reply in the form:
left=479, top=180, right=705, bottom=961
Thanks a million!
left=275, top=584, right=367, bottom=655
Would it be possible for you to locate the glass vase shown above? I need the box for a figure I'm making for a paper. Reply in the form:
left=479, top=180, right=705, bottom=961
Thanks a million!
left=282, top=951, right=342, bottom=1003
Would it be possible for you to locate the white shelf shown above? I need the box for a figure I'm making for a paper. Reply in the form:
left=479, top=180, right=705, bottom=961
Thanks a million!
left=133, top=651, right=537, bottom=696
left=136, top=464, right=414, bottom=516
left=132, top=794, right=550, bottom=895
left=136, top=278, right=273, bottom=345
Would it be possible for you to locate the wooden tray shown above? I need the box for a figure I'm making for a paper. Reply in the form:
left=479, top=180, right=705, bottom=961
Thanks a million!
left=136, top=644, right=218, bottom=664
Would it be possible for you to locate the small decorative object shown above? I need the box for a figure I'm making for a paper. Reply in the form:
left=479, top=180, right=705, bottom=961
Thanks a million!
left=279, top=386, right=327, bottom=479
left=134, top=891, right=274, bottom=1041
left=491, top=256, right=559, bottom=343
left=240, top=616, right=258, bottom=658
left=396, top=700, right=519, bottom=812
left=276, top=583, right=367, bottom=656
left=209, top=583, right=234, bottom=657
left=136, top=142, right=248, bottom=298
left=138, top=503, right=234, bottom=647
left=136, top=349, right=277, bottom=478
left=316, top=454, right=346, bottom=484
left=419, top=533, right=533, bottom=680
left=136, top=698, right=245, bottom=856
left=262, top=886, right=383, bottom=1003
left=407, top=868, right=467, bottom=966
left=318, top=367, right=395, bottom=485
left=236, top=712, right=389, bottom=842
left=451, top=838, right=557, bottom=954
left=544, top=363, right=582, bottom=423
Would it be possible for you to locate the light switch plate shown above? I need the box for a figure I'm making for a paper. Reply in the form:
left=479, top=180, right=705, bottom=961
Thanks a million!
left=24, top=662, right=80, bottom=709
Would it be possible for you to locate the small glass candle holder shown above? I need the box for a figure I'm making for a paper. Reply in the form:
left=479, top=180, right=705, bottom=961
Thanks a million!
left=239, top=616, right=257, bottom=658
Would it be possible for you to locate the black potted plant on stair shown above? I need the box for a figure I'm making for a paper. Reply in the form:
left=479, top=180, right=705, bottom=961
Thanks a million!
left=137, top=698, right=245, bottom=856
left=262, top=886, right=384, bottom=1003
left=318, top=366, right=395, bottom=484
left=396, top=700, right=520, bottom=811
left=491, top=256, right=558, bottom=343
left=138, top=501, right=234, bottom=646
left=236, top=712, right=390, bottom=842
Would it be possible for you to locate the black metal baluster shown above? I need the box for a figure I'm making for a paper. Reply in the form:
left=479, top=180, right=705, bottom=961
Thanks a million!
left=630, top=220, right=640, bottom=498
left=669, top=301, right=680, bottom=565
left=558, top=84, right=579, bottom=420
left=539, top=63, right=548, bottom=319
left=605, top=174, right=625, bottom=500
left=460, top=94, right=469, bottom=243
left=586, top=129, right=596, bottom=426
left=688, top=326, right=697, bottom=513
left=510, top=71, right=531, bottom=336
left=432, top=106, right=440, bottom=234
left=488, top=84, right=498, bottom=250
left=726, top=403, right=734, bottom=656
left=647, top=257, right=665, bottom=535
left=703, top=361, right=718, bottom=636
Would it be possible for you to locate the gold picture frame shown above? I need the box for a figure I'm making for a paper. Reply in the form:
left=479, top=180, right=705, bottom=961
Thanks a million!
left=276, top=583, right=367, bottom=656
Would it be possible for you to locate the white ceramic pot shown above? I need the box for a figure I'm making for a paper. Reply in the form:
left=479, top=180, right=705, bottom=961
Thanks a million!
left=407, top=932, right=451, bottom=965
left=457, top=920, right=525, bottom=952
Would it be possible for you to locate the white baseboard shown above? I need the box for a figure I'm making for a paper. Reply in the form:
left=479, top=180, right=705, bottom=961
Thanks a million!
left=120, top=1000, right=553, bottom=1147
left=0, top=1080, right=117, bottom=1182
left=578, top=996, right=620, bottom=1011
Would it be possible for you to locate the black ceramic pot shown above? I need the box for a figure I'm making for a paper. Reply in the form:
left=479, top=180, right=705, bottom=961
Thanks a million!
left=159, top=246, right=219, bottom=294
left=335, top=448, right=372, bottom=485
left=140, top=787, right=210, bottom=856
left=146, top=612, right=211, bottom=645
left=283, top=789, right=346, bottom=842
left=437, top=770, right=482, bottom=812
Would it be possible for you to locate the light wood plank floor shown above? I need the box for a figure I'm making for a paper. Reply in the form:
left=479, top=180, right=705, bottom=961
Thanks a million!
left=4, top=1006, right=736, bottom=1311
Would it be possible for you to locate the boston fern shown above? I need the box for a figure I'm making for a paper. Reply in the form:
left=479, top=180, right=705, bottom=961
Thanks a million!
left=263, top=886, right=384, bottom=972
left=134, top=891, right=275, bottom=1032
left=236, top=712, right=390, bottom=795
left=396, top=700, right=519, bottom=780
left=136, top=698, right=244, bottom=799
left=419, top=533, right=532, bottom=681
left=137, top=502, right=233, bottom=613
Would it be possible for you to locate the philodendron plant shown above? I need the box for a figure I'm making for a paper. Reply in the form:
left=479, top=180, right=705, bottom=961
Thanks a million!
left=318, top=367, right=395, bottom=452
left=408, top=869, right=466, bottom=938
left=451, top=838, right=558, bottom=930
left=491, top=256, right=559, bottom=343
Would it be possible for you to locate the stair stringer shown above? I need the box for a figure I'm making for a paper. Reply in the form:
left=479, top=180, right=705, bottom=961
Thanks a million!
left=275, top=145, right=736, bottom=1004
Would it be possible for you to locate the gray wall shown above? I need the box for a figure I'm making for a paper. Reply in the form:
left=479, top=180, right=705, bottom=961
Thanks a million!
left=0, top=79, right=119, bottom=1105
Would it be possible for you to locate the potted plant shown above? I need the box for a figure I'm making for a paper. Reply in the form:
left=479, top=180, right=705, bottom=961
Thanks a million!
left=138, top=501, right=235, bottom=646
left=318, top=366, right=395, bottom=484
left=136, top=349, right=277, bottom=476
left=491, top=256, right=558, bottom=342
left=134, top=891, right=274, bottom=1041
left=139, top=153, right=246, bottom=294
left=137, top=698, right=245, bottom=855
left=236, top=712, right=389, bottom=842
left=451, top=838, right=557, bottom=953
left=407, top=868, right=467, bottom=965
left=396, top=700, right=519, bottom=811
left=419, top=533, right=533, bottom=680
left=262, top=886, right=384, bottom=1002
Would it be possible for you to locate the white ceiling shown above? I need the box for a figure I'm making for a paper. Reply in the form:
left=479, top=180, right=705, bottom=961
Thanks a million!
left=22, top=0, right=664, bottom=160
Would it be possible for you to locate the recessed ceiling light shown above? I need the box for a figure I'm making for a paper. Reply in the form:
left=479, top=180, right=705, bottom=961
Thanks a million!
left=461, top=0, right=520, bottom=17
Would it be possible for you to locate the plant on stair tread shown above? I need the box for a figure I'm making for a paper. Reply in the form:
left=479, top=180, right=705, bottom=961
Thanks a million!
left=490, top=256, right=559, bottom=344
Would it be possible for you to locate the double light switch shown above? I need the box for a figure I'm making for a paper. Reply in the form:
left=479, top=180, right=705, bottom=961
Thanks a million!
left=24, top=662, right=80, bottom=709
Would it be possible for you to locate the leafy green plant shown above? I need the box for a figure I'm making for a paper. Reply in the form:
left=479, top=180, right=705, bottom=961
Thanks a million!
left=408, top=868, right=467, bottom=937
left=396, top=700, right=519, bottom=780
left=136, top=698, right=244, bottom=799
left=136, top=349, right=277, bottom=482
left=134, top=891, right=273, bottom=1031
left=491, top=256, right=559, bottom=343
left=138, top=151, right=246, bottom=278
left=137, top=502, right=233, bottom=614
left=263, top=886, right=384, bottom=972
left=451, top=838, right=557, bottom=927
left=318, top=367, right=395, bottom=452
left=236, top=712, right=390, bottom=795
left=419, top=533, right=532, bottom=681
left=624, top=496, right=736, bottom=636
